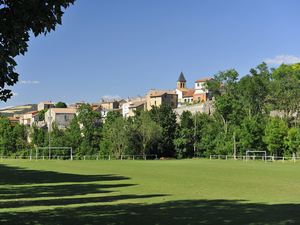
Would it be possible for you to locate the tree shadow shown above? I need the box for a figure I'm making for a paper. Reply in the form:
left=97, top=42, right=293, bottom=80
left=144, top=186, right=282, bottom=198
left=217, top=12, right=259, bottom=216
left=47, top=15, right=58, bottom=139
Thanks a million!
left=1, top=199, right=300, bottom=224
left=0, top=164, right=128, bottom=185
left=0, top=183, right=134, bottom=200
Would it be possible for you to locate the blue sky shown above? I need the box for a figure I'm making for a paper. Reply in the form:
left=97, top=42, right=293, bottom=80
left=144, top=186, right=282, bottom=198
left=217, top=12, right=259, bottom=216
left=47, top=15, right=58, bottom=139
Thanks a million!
left=1, top=0, right=300, bottom=109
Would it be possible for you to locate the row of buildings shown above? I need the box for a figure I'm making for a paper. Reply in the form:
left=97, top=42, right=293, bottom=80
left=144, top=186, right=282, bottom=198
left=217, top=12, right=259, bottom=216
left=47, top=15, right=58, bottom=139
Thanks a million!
left=8, top=73, right=214, bottom=129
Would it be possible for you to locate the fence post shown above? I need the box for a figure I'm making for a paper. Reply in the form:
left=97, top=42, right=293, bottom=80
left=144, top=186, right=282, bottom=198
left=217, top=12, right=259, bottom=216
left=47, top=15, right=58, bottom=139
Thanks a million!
left=226, top=155, right=228, bottom=160
left=283, top=157, right=284, bottom=163
left=218, top=155, right=220, bottom=160
left=133, top=155, right=135, bottom=160
left=294, top=157, right=296, bottom=163
left=210, top=155, right=211, bottom=160
left=145, top=155, right=146, bottom=160
left=109, top=155, right=110, bottom=160
left=97, top=156, right=98, bottom=160
left=121, top=155, right=122, bottom=160
left=43, top=156, right=44, bottom=161
left=30, top=156, right=32, bottom=161
left=243, top=156, right=245, bottom=161
left=273, top=156, right=274, bottom=162
left=84, top=156, right=85, bottom=160
left=57, top=156, right=59, bottom=161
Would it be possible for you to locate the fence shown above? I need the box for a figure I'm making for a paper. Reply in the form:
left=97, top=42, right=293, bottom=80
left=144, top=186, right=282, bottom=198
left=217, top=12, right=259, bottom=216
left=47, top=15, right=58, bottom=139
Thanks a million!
left=0, top=154, right=157, bottom=162
left=209, top=155, right=300, bottom=163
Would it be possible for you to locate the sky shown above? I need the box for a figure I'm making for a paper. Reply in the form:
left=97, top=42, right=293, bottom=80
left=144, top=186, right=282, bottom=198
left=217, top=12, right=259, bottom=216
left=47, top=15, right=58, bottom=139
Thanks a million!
left=1, top=0, right=300, bottom=109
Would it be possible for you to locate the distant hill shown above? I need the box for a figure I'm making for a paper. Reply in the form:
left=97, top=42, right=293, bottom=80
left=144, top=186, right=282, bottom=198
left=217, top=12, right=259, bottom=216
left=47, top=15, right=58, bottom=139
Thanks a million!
left=0, top=104, right=38, bottom=117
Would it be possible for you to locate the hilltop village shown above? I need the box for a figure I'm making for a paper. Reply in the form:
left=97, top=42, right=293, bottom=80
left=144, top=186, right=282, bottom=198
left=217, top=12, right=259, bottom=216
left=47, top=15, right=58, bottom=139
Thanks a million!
left=7, top=73, right=214, bottom=130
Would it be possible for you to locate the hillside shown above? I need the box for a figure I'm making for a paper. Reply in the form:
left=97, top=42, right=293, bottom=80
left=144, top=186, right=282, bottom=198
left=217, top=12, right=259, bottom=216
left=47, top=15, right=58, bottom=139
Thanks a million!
left=0, top=104, right=38, bottom=117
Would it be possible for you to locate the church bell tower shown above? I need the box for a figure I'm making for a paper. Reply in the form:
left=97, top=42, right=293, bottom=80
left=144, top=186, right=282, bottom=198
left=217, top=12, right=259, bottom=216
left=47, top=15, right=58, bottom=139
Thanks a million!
left=177, top=72, right=187, bottom=89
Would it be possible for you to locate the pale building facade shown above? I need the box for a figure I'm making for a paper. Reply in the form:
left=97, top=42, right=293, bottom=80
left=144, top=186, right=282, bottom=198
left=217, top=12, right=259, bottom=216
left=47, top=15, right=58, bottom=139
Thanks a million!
left=45, top=108, right=76, bottom=128
left=38, top=101, right=55, bottom=111
left=20, top=110, right=39, bottom=126
left=193, top=78, right=214, bottom=102
left=146, top=89, right=178, bottom=110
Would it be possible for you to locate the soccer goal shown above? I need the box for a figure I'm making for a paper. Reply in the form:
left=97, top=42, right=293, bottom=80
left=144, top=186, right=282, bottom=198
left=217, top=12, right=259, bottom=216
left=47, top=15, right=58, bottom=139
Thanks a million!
left=36, top=147, right=73, bottom=161
left=246, top=151, right=267, bottom=163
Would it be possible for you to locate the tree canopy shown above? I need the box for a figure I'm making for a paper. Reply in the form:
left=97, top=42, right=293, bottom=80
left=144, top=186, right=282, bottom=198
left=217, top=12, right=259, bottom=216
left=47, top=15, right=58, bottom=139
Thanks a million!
left=55, top=102, right=67, bottom=108
left=0, top=0, right=75, bottom=101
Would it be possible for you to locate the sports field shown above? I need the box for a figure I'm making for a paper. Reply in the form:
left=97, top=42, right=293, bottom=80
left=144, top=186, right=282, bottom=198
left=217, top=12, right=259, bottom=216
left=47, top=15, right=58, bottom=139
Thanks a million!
left=1, top=159, right=300, bottom=224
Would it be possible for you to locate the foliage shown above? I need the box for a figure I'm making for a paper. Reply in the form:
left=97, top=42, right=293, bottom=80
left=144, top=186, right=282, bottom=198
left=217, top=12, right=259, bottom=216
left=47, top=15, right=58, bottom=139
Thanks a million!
left=134, top=111, right=162, bottom=156
left=77, top=103, right=102, bottom=155
left=55, top=102, right=67, bottom=108
left=0, top=0, right=75, bottom=101
left=38, top=109, right=48, bottom=121
left=149, top=104, right=178, bottom=157
left=263, top=116, right=287, bottom=157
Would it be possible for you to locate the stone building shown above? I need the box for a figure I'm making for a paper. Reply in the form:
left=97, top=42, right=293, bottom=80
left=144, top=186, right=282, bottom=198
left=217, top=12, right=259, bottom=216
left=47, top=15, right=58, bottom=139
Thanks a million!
left=146, top=89, right=178, bottom=110
left=38, top=101, right=55, bottom=111
left=45, top=108, right=76, bottom=128
left=100, top=99, right=120, bottom=110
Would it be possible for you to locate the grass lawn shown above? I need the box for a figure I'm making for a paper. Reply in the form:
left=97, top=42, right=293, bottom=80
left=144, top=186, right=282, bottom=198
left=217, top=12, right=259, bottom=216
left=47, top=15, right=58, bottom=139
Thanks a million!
left=1, top=158, right=300, bottom=224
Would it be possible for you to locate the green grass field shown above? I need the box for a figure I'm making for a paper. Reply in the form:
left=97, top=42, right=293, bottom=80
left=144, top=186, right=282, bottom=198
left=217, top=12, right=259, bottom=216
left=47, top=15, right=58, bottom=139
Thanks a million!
left=1, top=159, right=300, bottom=224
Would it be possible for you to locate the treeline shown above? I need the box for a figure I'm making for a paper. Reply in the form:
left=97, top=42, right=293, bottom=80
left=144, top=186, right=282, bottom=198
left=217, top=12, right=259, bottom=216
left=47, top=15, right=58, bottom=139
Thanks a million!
left=1, top=62, right=300, bottom=158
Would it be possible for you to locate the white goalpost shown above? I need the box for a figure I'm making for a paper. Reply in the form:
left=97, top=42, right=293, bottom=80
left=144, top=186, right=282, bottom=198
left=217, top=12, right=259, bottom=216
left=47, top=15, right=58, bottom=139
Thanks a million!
left=36, top=147, right=73, bottom=161
left=246, top=151, right=267, bottom=163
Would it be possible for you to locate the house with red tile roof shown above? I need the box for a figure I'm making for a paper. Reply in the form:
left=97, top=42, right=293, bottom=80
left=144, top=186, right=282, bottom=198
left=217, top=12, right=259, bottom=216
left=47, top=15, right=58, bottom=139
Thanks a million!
left=182, top=89, right=195, bottom=104
left=20, top=110, right=39, bottom=126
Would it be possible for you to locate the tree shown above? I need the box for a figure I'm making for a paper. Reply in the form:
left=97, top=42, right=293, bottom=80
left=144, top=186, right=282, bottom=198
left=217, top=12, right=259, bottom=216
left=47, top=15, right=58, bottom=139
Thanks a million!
left=38, top=109, right=48, bottom=121
left=284, top=127, right=300, bottom=158
left=134, top=111, right=162, bottom=156
left=0, top=0, right=75, bottom=101
left=77, top=103, right=102, bottom=155
left=263, top=116, right=287, bottom=157
left=105, top=116, right=130, bottom=156
left=67, top=114, right=82, bottom=154
left=55, top=101, right=67, bottom=108
left=149, top=104, right=178, bottom=157
left=0, top=117, right=15, bottom=155
left=173, top=111, right=194, bottom=158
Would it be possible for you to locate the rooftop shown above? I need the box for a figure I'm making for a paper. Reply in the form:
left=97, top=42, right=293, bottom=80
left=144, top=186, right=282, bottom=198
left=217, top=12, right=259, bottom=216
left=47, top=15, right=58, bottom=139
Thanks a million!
left=50, top=108, right=76, bottom=114
left=195, top=78, right=213, bottom=83
left=177, top=72, right=186, bottom=82
left=183, top=89, right=195, bottom=98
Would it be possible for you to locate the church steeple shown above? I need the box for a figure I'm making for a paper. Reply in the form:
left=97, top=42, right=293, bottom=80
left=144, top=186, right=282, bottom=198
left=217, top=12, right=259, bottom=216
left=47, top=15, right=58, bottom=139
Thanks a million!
left=177, top=72, right=186, bottom=89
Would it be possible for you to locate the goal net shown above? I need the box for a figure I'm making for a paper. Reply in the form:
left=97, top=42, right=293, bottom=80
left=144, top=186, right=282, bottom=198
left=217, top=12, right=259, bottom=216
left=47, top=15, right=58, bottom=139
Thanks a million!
left=246, top=151, right=267, bottom=163
left=36, top=147, right=73, bottom=161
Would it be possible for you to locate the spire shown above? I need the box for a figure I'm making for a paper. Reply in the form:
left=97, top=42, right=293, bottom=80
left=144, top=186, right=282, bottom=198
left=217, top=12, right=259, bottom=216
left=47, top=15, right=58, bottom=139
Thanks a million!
left=177, top=72, right=186, bottom=82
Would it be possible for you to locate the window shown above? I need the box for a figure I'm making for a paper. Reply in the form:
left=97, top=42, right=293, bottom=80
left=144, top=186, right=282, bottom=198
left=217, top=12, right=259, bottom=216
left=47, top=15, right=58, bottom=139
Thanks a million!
left=171, top=95, right=173, bottom=99
left=171, top=102, right=174, bottom=107
left=64, top=115, right=69, bottom=120
left=198, top=97, right=200, bottom=100
left=184, top=99, right=187, bottom=102
left=197, top=83, right=199, bottom=87
left=155, top=101, right=156, bottom=106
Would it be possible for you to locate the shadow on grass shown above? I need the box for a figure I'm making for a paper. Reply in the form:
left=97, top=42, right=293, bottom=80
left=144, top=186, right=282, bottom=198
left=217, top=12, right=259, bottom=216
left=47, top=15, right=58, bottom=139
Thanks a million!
left=0, top=164, right=128, bottom=186
left=1, top=164, right=299, bottom=224
left=0, top=183, right=136, bottom=200
left=1, top=199, right=300, bottom=224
